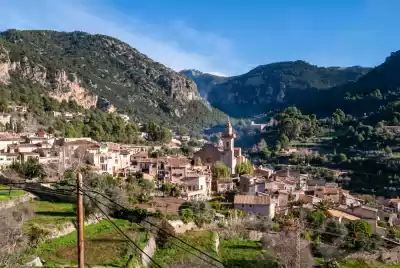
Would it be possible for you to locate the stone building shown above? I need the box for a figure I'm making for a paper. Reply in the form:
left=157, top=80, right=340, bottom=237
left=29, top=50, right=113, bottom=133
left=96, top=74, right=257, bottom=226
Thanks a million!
left=194, top=120, right=246, bottom=175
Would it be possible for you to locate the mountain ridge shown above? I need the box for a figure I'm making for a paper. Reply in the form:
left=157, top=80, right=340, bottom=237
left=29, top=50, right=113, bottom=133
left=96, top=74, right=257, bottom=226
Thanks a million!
left=0, top=29, right=227, bottom=130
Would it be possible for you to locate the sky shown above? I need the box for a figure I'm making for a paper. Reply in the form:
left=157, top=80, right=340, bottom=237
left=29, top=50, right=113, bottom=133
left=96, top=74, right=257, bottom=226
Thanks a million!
left=1, top=0, right=400, bottom=76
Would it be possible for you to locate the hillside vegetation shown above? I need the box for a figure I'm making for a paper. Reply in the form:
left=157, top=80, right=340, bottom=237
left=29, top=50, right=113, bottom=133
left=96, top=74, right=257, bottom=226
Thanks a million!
left=0, top=29, right=227, bottom=130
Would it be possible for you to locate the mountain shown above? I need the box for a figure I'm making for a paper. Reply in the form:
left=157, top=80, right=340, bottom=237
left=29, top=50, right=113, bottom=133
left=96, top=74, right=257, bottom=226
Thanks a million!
left=301, top=51, right=400, bottom=117
left=180, top=69, right=227, bottom=99
left=0, top=29, right=226, bottom=130
left=206, top=60, right=371, bottom=117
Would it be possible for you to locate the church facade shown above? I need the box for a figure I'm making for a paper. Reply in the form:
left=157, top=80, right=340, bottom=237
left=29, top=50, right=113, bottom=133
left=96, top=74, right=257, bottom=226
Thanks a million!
left=194, top=120, right=246, bottom=175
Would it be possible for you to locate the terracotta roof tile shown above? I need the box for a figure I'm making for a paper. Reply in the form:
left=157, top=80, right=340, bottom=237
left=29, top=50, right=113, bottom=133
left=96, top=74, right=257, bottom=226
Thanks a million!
left=328, top=209, right=360, bottom=221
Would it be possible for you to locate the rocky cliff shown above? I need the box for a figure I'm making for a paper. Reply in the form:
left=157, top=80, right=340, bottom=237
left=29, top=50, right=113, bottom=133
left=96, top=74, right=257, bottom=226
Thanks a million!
left=180, top=69, right=227, bottom=99
left=0, top=30, right=223, bottom=128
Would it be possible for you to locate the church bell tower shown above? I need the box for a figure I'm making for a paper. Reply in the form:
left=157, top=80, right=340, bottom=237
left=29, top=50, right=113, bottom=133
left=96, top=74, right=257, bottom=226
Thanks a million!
left=221, top=119, right=236, bottom=174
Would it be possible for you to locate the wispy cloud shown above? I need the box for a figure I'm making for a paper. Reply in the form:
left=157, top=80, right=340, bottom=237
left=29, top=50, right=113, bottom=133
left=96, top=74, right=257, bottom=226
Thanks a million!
left=0, top=0, right=244, bottom=75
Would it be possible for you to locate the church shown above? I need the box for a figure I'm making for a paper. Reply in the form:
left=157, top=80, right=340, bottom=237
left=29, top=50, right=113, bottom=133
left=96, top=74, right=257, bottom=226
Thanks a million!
left=194, top=120, right=247, bottom=175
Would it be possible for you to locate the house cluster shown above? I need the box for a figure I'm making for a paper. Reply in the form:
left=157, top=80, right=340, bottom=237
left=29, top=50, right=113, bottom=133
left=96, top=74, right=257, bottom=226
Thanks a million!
left=0, top=130, right=59, bottom=168
left=220, top=166, right=399, bottom=237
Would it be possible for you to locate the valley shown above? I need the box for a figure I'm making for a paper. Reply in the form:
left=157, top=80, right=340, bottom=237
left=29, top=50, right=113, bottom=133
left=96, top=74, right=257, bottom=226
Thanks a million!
left=1, top=27, right=400, bottom=268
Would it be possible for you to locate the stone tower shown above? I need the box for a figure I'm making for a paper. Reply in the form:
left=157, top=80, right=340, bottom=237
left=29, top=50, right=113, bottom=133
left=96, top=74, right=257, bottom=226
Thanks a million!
left=221, top=119, right=237, bottom=175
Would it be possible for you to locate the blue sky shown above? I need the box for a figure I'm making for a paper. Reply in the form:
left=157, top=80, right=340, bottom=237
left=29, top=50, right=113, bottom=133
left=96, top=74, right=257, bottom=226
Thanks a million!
left=1, top=0, right=399, bottom=76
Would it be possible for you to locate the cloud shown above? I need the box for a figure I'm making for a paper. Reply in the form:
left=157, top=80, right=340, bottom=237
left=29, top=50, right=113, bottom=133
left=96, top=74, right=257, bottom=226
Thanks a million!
left=0, top=0, right=244, bottom=75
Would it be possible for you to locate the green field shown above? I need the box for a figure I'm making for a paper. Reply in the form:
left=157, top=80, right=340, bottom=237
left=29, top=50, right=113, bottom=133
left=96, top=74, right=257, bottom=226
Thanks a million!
left=153, top=230, right=217, bottom=266
left=0, top=185, right=26, bottom=201
left=33, top=219, right=148, bottom=267
left=154, top=230, right=271, bottom=267
left=341, top=259, right=400, bottom=268
left=219, top=239, right=269, bottom=268
left=25, top=200, right=75, bottom=230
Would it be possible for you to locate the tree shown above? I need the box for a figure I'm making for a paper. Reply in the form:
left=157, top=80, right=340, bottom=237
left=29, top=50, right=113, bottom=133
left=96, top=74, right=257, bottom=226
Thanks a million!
left=194, top=157, right=202, bottom=166
left=212, top=161, right=230, bottom=179
left=161, top=183, right=174, bottom=196
left=235, top=160, right=253, bottom=175
left=180, top=208, right=194, bottom=223
left=261, top=147, right=271, bottom=160
left=384, top=146, right=392, bottom=156
left=12, top=158, right=45, bottom=179
left=345, top=220, right=374, bottom=250
left=314, top=199, right=331, bottom=212
left=261, top=232, right=315, bottom=268
left=333, top=153, right=347, bottom=163
left=278, top=134, right=290, bottom=149
left=257, top=139, right=267, bottom=151
left=372, top=88, right=383, bottom=100
left=322, top=220, right=348, bottom=244
left=0, top=203, right=34, bottom=265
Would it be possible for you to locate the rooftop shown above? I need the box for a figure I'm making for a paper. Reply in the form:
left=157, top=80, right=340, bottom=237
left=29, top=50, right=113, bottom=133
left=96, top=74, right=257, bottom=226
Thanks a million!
left=328, top=209, right=360, bottom=221
left=234, top=195, right=270, bottom=205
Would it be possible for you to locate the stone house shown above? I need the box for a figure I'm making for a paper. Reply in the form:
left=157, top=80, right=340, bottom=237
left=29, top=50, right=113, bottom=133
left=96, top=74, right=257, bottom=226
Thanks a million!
left=20, top=152, right=40, bottom=163
left=234, top=194, right=276, bottom=218
left=253, top=166, right=274, bottom=178
left=306, top=179, right=326, bottom=191
left=157, top=157, right=192, bottom=184
left=10, top=143, right=39, bottom=153
left=314, top=186, right=340, bottom=203
left=0, top=137, right=24, bottom=152
left=213, top=178, right=235, bottom=193
left=239, top=175, right=266, bottom=194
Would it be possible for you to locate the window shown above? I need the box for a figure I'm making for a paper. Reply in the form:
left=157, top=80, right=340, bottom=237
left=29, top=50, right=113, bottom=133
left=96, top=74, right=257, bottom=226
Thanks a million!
left=249, top=204, right=252, bottom=208
left=226, top=142, right=230, bottom=147
left=242, top=204, right=244, bottom=208
left=200, top=185, right=203, bottom=190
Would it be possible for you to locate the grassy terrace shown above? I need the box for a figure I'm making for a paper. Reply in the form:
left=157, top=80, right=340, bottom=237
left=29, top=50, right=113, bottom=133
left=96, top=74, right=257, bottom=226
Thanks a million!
left=341, top=259, right=400, bottom=268
left=219, top=239, right=267, bottom=268
left=0, top=184, right=26, bottom=201
left=25, top=200, right=75, bottom=230
left=33, top=219, right=148, bottom=267
left=153, top=230, right=217, bottom=266
left=154, top=230, right=269, bottom=267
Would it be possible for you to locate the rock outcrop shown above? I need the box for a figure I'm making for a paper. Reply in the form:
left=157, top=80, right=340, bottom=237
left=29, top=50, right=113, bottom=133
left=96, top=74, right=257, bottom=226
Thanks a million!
left=0, top=30, right=222, bottom=128
left=48, top=71, right=98, bottom=109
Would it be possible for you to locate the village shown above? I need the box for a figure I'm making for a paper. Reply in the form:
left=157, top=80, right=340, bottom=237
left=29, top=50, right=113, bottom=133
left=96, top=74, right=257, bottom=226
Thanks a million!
left=1, top=117, right=400, bottom=243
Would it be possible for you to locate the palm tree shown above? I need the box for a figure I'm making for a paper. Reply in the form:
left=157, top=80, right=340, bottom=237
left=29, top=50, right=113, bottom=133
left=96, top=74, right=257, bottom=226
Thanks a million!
left=313, top=200, right=333, bottom=218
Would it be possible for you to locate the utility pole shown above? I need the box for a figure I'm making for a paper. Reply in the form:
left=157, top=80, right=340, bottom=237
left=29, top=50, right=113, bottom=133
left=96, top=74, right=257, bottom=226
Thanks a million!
left=296, top=208, right=303, bottom=268
left=76, top=173, right=85, bottom=268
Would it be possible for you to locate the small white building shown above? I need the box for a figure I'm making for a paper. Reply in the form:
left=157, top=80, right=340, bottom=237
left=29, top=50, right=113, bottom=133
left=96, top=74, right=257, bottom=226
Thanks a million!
left=180, top=175, right=208, bottom=200
left=0, top=114, right=11, bottom=126
left=234, top=195, right=276, bottom=218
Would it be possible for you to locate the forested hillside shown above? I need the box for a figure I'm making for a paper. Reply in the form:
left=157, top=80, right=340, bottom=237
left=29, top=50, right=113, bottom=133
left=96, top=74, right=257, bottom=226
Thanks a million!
left=207, top=61, right=370, bottom=117
left=0, top=29, right=227, bottom=130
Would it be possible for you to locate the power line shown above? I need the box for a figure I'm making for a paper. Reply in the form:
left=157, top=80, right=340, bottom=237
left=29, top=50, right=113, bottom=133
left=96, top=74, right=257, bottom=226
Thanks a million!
left=80, top=187, right=223, bottom=268
left=80, top=186, right=226, bottom=268
left=82, top=190, right=162, bottom=268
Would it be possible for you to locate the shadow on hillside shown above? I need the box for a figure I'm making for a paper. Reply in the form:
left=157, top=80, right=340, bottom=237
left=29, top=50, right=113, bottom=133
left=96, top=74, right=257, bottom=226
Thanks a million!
left=224, top=244, right=262, bottom=250
left=224, top=259, right=277, bottom=268
left=35, top=211, right=75, bottom=217
left=87, top=238, right=128, bottom=243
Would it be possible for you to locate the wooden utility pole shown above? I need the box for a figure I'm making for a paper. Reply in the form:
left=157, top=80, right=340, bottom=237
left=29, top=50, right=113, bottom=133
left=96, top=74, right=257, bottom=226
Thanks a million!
left=77, top=173, right=85, bottom=268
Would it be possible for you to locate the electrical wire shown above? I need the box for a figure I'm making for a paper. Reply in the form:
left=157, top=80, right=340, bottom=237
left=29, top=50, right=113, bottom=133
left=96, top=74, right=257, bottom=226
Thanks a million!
left=82, top=190, right=163, bottom=268
left=80, top=187, right=224, bottom=268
